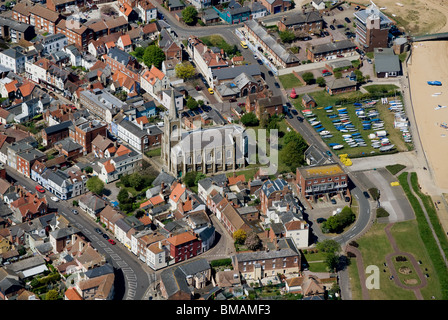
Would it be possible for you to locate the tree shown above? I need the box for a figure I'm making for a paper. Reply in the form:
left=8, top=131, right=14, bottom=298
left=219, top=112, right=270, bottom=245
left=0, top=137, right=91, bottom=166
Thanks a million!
left=182, top=6, right=198, bottom=26
left=195, top=172, right=206, bottom=185
left=84, top=166, right=93, bottom=174
left=129, top=172, right=145, bottom=191
left=117, top=188, right=131, bottom=204
left=334, top=71, right=342, bottom=79
left=233, top=229, right=247, bottom=245
left=86, top=176, right=104, bottom=195
left=245, top=232, right=262, bottom=250
left=186, top=96, right=199, bottom=110
left=279, top=30, right=295, bottom=43
left=280, top=139, right=306, bottom=171
left=316, top=239, right=341, bottom=254
left=183, top=171, right=197, bottom=187
left=143, top=45, right=166, bottom=69
left=175, top=61, right=196, bottom=80
left=321, top=207, right=355, bottom=233
left=46, top=289, right=59, bottom=300
left=301, top=72, right=315, bottom=85
left=316, top=77, right=326, bottom=87
left=280, top=132, right=308, bottom=171
left=240, top=112, right=259, bottom=127
left=354, top=69, right=365, bottom=84
left=120, top=174, right=131, bottom=187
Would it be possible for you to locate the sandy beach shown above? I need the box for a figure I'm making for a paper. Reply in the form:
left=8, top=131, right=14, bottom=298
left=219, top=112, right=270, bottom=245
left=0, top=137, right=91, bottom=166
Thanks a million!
left=408, top=41, right=448, bottom=190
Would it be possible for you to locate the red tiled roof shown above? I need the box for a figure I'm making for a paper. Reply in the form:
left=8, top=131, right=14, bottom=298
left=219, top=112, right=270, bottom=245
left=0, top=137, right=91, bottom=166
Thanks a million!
left=167, top=231, right=197, bottom=246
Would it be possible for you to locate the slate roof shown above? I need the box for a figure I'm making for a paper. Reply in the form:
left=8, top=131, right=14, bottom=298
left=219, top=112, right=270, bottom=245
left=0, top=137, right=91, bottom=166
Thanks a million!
left=309, top=40, right=357, bottom=55
left=374, top=48, right=401, bottom=73
left=261, top=178, right=289, bottom=198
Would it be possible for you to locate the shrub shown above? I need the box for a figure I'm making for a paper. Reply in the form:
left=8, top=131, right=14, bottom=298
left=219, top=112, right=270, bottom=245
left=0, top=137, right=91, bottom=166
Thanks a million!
left=376, top=207, right=390, bottom=218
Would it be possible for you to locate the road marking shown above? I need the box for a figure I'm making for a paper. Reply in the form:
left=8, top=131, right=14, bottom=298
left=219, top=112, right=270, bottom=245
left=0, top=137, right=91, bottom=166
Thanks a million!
left=110, top=254, right=121, bottom=260
left=83, top=229, right=91, bottom=234
left=117, top=261, right=128, bottom=268
left=97, top=241, right=106, bottom=248
left=90, top=235, right=98, bottom=241
left=122, top=267, right=134, bottom=274
left=104, top=247, right=114, bottom=253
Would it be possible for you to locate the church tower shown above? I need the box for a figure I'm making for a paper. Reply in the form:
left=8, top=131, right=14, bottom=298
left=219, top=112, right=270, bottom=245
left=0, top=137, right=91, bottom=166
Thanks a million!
left=161, top=88, right=181, bottom=175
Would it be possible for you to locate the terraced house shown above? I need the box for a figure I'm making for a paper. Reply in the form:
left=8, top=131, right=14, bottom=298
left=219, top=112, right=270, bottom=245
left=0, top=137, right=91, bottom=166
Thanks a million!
left=12, top=3, right=62, bottom=35
left=277, top=11, right=323, bottom=32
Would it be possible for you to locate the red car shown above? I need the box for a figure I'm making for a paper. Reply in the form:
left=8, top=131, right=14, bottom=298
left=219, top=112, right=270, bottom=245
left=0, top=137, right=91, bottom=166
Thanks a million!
left=108, top=239, right=116, bottom=245
left=35, top=185, right=45, bottom=193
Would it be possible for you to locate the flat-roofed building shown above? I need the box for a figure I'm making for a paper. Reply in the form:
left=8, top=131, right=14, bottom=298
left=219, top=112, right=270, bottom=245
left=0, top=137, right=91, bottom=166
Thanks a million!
left=296, top=163, right=348, bottom=200
left=353, top=1, right=393, bottom=52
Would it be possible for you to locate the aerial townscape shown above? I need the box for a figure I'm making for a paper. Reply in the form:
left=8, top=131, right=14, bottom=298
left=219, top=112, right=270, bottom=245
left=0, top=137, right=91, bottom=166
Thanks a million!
left=0, top=0, right=447, bottom=306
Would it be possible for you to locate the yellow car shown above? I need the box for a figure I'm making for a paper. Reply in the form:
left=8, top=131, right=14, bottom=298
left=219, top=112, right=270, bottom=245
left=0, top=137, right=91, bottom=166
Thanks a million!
left=240, top=41, right=248, bottom=49
left=208, top=88, right=214, bottom=94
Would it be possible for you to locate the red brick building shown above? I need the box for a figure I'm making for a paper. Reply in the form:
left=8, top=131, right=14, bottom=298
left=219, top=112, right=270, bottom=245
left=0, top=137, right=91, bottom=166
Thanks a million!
left=16, top=149, right=47, bottom=178
left=258, top=0, right=291, bottom=14
left=296, top=163, right=348, bottom=200
left=12, top=3, right=62, bottom=34
left=69, top=119, right=107, bottom=154
left=255, top=95, right=283, bottom=120
left=56, top=20, right=93, bottom=49
left=167, top=231, right=202, bottom=263
left=259, top=178, right=291, bottom=214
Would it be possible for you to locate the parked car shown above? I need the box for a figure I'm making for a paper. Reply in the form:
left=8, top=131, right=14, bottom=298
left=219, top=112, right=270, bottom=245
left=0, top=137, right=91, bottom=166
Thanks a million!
left=344, top=17, right=351, bottom=23
left=274, top=82, right=280, bottom=88
left=329, top=25, right=335, bottom=30
left=268, top=70, right=273, bottom=76
left=208, top=88, right=214, bottom=95
left=345, top=196, right=351, bottom=202
left=102, top=233, right=109, bottom=240
left=317, top=218, right=326, bottom=223
left=354, top=5, right=360, bottom=10
left=297, top=116, right=303, bottom=122
left=108, top=239, right=116, bottom=245
left=291, top=109, right=298, bottom=116
left=331, top=198, right=337, bottom=204
left=257, top=59, right=263, bottom=65
left=336, top=24, right=344, bottom=29
left=72, top=209, right=78, bottom=215
left=326, top=151, right=332, bottom=157
left=35, top=185, right=45, bottom=193
left=95, top=228, right=103, bottom=235
left=337, top=6, right=343, bottom=11
left=50, top=196, right=59, bottom=202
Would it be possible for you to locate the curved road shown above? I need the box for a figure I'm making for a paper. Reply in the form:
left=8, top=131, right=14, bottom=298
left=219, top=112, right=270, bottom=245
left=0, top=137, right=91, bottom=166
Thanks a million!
left=6, top=167, right=154, bottom=300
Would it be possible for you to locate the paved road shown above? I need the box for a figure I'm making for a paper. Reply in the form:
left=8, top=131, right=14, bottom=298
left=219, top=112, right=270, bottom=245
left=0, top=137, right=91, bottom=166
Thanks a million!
left=6, top=167, right=154, bottom=300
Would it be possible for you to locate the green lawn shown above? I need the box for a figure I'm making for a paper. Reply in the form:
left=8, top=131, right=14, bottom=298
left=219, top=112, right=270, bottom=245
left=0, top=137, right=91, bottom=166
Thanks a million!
left=349, top=221, right=433, bottom=300
left=278, top=73, right=303, bottom=89
left=289, top=89, right=407, bottom=158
